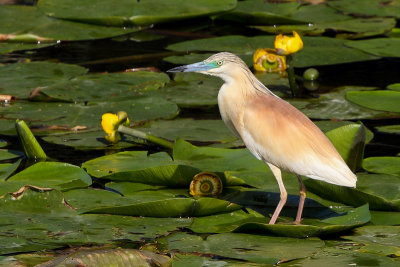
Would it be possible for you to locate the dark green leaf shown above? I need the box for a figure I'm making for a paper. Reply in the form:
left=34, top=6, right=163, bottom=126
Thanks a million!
left=346, top=90, right=400, bottom=113
left=362, top=157, right=400, bottom=176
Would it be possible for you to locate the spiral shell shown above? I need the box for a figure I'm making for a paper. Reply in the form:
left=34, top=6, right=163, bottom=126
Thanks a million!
left=189, top=172, right=223, bottom=197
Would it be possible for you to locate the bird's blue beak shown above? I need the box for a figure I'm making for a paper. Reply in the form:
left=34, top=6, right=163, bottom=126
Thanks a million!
left=167, top=61, right=215, bottom=73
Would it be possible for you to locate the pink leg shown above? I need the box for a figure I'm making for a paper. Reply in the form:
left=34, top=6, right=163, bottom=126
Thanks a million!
left=267, top=163, right=287, bottom=225
left=295, top=175, right=307, bottom=224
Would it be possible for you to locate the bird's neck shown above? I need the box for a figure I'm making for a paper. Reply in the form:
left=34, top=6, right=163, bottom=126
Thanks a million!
left=222, top=67, right=277, bottom=98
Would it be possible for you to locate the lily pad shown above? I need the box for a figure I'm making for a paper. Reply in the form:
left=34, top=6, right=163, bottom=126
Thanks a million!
left=136, top=119, right=238, bottom=143
left=41, top=130, right=144, bottom=150
left=40, top=249, right=172, bottom=267
left=304, top=173, right=400, bottom=211
left=370, top=211, right=400, bottom=226
left=159, top=232, right=324, bottom=265
left=343, top=225, right=400, bottom=248
left=346, top=90, right=400, bottom=113
left=153, top=72, right=221, bottom=108
left=1, top=97, right=179, bottom=133
left=0, top=159, right=22, bottom=181
left=325, top=124, right=367, bottom=172
left=33, top=71, right=170, bottom=103
left=328, top=0, right=400, bottom=19
left=38, top=0, right=237, bottom=26
left=189, top=205, right=370, bottom=238
left=82, top=151, right=200, bottom=187
left=289, top=86, right=397, bottom=120
left=167, top=35, right=379, bottom=68
left=0, top=149, right=23, bottom=161
left=375, top=125, right=400, bottom=134
left=0, top=187, right=192, bottom=254
left=253, top=18, right=396, bottom=39
left=387, top=83, right=400, bottom=91
left=362, top=157, right=400, bottom=176
left=7, top=162, right=92, bottom=191
left=0, top=5, right=140, bottom=43
left=64, top=188, right=241, bottom=217
left=0, top=43, right=54, bottom=54
left=0, top=62, right=88, bottom=99
left=346, top=38, right=400, bottom=58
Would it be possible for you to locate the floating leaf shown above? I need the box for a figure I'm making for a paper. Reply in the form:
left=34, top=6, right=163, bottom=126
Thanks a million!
left=38, top=0, right=237, bottom=26
left=363, top=157, right=400, bottom=176
left=289, top=86, right=396, bottom=120
left=159, top=232, right=324, bottom=265
left=7, top=162, right=92, bottom=191
left=346, top=90, right=400, bottom=113
left=375, top=125, right=400, bottom=134
left=33, top=71, right=170, bottom=103
left=0, top=187, right=192, bottom=254
left=387, top=83, right=400, bottom=91
left=82, top=151, right=200, bottom=187
left=305, top=173, right=400, bottom=211
left=325, top=124, right=366, bottom=172
left=0, top=149, right=23, bottom=161
left=0, top=5, right=139, bottom=43
left=135, top=119, right=238, bottom=143
left=0, top=62, right=87, bottom=99
left=167, top=36, right=379, bottom=68
left=2, top=97, right=179, bottom=133
left=0, top=159, right=22, bottom=181
left=370, top=211, right=400, bottom=226
left=328, top=0, right=400, bottom=19
left=253, top=18, right=396, bottom=39
left=64, top=188, right=241, bottom=217
left=346, top=38, right=400, bottom=58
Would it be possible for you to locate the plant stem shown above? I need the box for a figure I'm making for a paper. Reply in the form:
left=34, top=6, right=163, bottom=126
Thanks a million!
left=118, top=125, right=174, bottom=149
left=15, top=119, right=47, bottom=160
left=286, top=54, right=299, bottom=97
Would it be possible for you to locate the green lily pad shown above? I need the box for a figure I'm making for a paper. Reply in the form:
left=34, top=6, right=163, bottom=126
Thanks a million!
left=1, top=97, right=179, bottom=133
left=0, top=5, right=140, bottom=43
left=328, top=0, right=400, bottom=19
left=153, top=72, right=221, bottom=108
left=346, top=38, right=400, bottom=58
left=253, top=18, right=396, bottom=39
left=82, top=151, right=201, bottom=187
left=325, top=124, right=367, bottom=172
left=167, top=35, right=379, bottom=68
left=64, top=188, right=241, bottom=217
left=375, top=125, right=400, bottom=134
left=0, top=159, right=22, bottom=181
left=233, top=204, right=370, bottom=238
left=0, top=187, right=192, bottom=254
left=0, top=149, right=23, bottom=161
left=33, top=71, right=170, bottom=103
left=370, top=211, right=400, bottom=226
left=0, top=43, right=54, bottom=54
left=159, top=232, right=324, bottom=265
left=38, top=0, right=237, bottom=26
left=189, top=205, right=370, bottom=238
left=40, top=249, right=172, bottom=267
left=136, top=119, right=238, bottom=143
left=362, top=157, right=400, bottom=176
left=346, top=90, right=400, bottom=113
left=171, top=253, right=265, bottom=267
left=106, top=182, right=165, bottom=195
left=343, top=225, right=400, bottom=248
left=0, top=62, right=88, bottom=99
left=7, top=162, right=92, bottom=191
left=289, top=86, right=396, bottom=120
left=305, top=173, right=400, bottom=211
left=41, top=130, right=144, bottom=150
left=82, top=140, right=267, bottom=186
left=387, top=83, right=400, bottom=91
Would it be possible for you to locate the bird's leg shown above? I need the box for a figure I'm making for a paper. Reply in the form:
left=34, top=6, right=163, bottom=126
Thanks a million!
left=295, top=175, right=307, bottom=224
left=267, top=163, right=287, bottom=225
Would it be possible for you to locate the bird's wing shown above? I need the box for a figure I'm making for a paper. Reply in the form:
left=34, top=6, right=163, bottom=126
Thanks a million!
left=242, top=94, right=356, bottom=187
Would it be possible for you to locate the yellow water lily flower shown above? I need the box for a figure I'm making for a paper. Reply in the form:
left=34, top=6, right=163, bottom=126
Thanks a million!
left=274, top=31, right=303, bottom=56
left=190, top=172, right=223, bottom=197
left=101, top=112, right=130, bottom=143
left=253, top=48, right=287, bottom=73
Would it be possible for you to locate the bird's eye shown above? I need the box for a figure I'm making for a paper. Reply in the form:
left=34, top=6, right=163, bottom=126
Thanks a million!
left=217, top=60, right=224, bottom=66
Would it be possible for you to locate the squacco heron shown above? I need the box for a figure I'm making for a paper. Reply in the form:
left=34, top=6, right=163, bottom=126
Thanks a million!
left=168, top=52, right=357, bottom=224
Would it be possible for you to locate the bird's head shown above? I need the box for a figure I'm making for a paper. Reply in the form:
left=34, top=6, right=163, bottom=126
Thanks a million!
left=167, top=52, right=248, bottom=82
